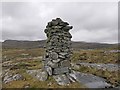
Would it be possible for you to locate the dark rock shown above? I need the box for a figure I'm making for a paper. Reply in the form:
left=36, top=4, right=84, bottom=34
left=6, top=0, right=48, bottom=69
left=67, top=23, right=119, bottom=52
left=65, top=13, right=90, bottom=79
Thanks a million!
left=63, top=26, right=73, bottom=31
left=59, top=22, right=69, bottom=26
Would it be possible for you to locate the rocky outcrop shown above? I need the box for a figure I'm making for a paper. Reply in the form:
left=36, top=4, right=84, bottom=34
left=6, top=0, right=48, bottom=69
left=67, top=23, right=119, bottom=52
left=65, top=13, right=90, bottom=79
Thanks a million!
left=2, top=71, right=24, bottom=84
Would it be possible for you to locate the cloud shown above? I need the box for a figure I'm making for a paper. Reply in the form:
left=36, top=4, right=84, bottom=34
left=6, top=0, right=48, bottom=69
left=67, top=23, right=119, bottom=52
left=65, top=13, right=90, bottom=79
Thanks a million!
left=1, top=2, right=118, bottom=43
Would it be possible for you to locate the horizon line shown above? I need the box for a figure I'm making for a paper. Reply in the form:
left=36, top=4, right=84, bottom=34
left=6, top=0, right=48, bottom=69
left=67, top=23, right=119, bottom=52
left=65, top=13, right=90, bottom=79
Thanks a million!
left=1, top=39, right=119, bottom=44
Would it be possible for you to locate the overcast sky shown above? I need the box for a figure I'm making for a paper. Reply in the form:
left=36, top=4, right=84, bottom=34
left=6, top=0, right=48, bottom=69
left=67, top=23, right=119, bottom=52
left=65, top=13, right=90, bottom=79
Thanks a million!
left=1, top=2, right=118, bottom=43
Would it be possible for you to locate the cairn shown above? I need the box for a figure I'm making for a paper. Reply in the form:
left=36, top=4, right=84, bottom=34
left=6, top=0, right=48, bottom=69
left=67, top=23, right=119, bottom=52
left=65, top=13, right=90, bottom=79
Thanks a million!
left=26, top=18, right=112, bottom=88
left=42, top=18, right=74, bottom=85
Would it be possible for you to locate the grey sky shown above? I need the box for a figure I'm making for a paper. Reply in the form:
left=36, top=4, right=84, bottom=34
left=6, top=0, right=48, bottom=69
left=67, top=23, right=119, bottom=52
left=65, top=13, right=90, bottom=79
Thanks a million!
left=1, top=2, right=118, bottom=43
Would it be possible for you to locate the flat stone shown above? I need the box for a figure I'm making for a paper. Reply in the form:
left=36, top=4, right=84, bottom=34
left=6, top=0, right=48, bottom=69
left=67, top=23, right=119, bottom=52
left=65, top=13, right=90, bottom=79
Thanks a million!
left=54, top=26, right=63, bottom=29
left=36, top=71, right=48, bottom=81
left=59, top=22, right=69, bottom=26
left=77, top=63, right=119, bottom=71
left=52, top=59, right=61, bottom=63
left=59, top=52, right=68, bottom=56
left=60, top=60, right=70, bottom=67
left=53, top=67, right=69, bottom=75
left=69, top=70, right=111, bottom=88
left=53, top=74, right=70, bottom=85
left=27, top=69, right=48, bottom=81
left=58, top=55, right=66, bottom=59
left=63, top=26, right=73, bottom=31
left=66, top=74, right=76, bottom=82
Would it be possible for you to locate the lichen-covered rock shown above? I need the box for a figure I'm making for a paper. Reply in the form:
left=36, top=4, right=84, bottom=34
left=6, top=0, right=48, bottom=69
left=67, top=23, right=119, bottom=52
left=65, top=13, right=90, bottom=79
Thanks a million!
left=3, top=72, right=24, bottom=84
left=12, top=74, right=24, bottom=81
left=36, top=71, right=48, bottom=81
left=27, top=69, right=48, bottom=81
left=53, top=74, right=70, bottom=85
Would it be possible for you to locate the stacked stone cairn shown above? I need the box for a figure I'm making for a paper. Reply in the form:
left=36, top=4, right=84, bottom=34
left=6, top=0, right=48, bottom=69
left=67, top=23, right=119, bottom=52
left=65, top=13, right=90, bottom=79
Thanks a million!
left=42, top=18, right=74, bottom=85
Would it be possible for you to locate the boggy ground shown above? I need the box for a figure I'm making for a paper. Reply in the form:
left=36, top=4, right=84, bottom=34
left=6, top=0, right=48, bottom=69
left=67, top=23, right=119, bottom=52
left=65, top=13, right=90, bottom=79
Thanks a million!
left=1, top=48, right=120, bottom=88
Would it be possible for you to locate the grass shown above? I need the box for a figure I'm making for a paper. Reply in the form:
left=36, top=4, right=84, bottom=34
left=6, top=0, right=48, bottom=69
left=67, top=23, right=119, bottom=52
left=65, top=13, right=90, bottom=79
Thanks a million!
left=71, top=49, right=119, bottom=64
left=2, top=48, right=119, bottom=88
left=2, top=69, right=86, bottom=88
left=2, top=48, right=86, bottom=88
left=2, top=48, right=45, bottom=62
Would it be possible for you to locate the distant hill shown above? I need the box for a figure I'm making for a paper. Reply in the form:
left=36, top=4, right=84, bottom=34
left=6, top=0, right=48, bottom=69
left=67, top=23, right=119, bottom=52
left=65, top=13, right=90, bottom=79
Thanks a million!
left=2, top=40, right=118, bottom=49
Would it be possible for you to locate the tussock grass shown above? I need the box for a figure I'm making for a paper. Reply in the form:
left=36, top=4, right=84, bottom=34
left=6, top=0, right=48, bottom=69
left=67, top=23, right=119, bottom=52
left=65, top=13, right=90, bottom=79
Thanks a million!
left=2, top=48, right=119, bottom=88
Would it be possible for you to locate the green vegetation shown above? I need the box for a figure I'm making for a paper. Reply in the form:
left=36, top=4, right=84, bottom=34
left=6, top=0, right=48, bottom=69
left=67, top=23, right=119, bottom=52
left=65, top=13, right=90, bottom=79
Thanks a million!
left=2, top=48, right=86, bottom=88
left=2, top=48, right=119, bottom=88
left=71, top=49, right=119, bottom=64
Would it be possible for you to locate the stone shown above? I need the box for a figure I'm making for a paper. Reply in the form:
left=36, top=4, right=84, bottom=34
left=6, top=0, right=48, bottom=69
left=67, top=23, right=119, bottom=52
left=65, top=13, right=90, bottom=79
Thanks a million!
left=3, top=75, right=13, bottom=84
left=59, top=52, right=68, bottom=56
left=47, top=61, right=58, bottom=68
left=36, top=71, right=48, bottom=81
left=26, top=70, right=37, bottom=77
left=69, top=70, right=112, bottom=88
left=63, top=26, right=73, bottom=31
left=51, top=19, right=59, bottom=26
left=52, top=59, right=61, bottom=63
left=60, top=60, right=70, bottom=67
left=59, top=22, right=69, bottom=26
left=3, top=72, right=24, bottom=84
left=26, top=70, right=48, bottom=81
left=12, top=74, right=24, bottom=81
left=50, top=52, right=58, bottom=60
left=58, top=55, right=66, bottom=59
left=53, top=67, right=69, bottom=75
left=66, top=74, right=76, bottom=82
left=53, top=74, right=70, bottom=85
left=47, top=22, right=52, bottom=27
left=44, top=66, right=52, bottom=75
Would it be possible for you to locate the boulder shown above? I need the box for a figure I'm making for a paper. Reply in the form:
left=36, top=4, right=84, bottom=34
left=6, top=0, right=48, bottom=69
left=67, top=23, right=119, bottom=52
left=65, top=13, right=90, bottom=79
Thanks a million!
left=36, top=71, right=48, bottom=81
left=53, top=74, right=70, bottom=85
